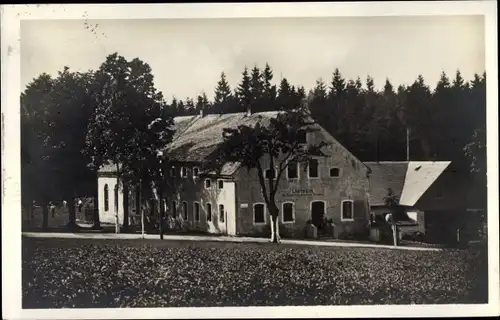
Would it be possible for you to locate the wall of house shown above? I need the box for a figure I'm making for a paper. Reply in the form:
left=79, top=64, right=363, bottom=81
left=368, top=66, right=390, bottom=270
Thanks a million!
left=413, top=169, right=467, bottom=244
left=162, top=167, right=236, bottom=235
left=416, top=169, right=467, bottom=211
left=97, top=175, right=124, bottom=225
left=233, top=127, right=371, bottom=239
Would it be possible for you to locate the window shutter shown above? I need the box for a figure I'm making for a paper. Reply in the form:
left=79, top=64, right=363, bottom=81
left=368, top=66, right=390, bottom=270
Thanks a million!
left=353, top=200, right=367, bottom=220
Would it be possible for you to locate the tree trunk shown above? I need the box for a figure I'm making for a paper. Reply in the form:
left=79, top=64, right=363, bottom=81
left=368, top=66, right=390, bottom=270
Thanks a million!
left=114, top=183, right=120, bottom=234
left=122, top=184, right=130, bottom=232
left=93, top=195, right=101, bottom=229
left=42, top=204, right=48, bottom=231
left=158, top=185, right=164, bottom=240
left=269, top=206, right=280, bottom=243
left=67, top=197, right=77, bottom=231
left=30, top=202, right=35, bottom=223
left=392, top=224, right=398, bottom=247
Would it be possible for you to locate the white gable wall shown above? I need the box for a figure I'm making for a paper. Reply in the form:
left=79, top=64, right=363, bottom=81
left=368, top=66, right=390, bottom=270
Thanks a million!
left=97, top=176, right=124, bottom=225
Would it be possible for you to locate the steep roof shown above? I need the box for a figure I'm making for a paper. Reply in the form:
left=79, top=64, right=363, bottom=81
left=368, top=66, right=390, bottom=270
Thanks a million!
left=166, top=111, right=279, bottom=162
left=97, top=110, right=367, bottom=178
left=97, top=111, right=280, bottom=176
left=365, top=162, right=409, bottom=206
left=365, top=161, right=451, bottom=207
left=399, top=161, right=451, bottom=206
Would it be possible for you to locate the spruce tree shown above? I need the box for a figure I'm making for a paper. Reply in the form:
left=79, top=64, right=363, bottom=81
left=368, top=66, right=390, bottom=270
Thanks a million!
left=213, top=72, right=234, bottom=114
left=236, top=67, right=252, bottom=113
left=278, top=77, right=292, bottom=110
left=249, top=65, right=264, bottom=112
left=262, top=63, right=277, bottom=111
left=214, top=72, right=232, bottom=104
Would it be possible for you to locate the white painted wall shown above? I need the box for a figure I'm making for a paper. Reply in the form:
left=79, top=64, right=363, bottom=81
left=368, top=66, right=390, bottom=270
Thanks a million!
left=204, top=181, right=236, bottom=235
left=224, top=182, right=237, bottom=236
left=97, top=176, right=124, bottom=225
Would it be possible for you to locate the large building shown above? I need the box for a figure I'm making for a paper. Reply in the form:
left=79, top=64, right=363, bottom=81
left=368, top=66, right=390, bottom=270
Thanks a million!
left=97, top=111, right=471, bottom=243
left=97, top=111, right=372, bottom=239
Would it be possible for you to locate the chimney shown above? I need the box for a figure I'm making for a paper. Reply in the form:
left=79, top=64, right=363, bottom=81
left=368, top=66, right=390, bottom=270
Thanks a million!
left=200, top=108, right=204, bottom=118
left=246, top=105, right=252, bottom=117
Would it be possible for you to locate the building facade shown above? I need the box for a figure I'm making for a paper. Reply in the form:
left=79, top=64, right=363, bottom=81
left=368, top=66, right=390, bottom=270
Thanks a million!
left=97, top=111, right=372, bottom=239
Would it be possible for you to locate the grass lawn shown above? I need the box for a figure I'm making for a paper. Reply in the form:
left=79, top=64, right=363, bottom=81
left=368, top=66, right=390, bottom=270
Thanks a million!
left=22, top=237, right=488, bottom=308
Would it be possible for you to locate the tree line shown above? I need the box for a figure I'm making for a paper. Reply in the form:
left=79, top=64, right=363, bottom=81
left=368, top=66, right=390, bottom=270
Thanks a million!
left=21, top=52, right=486, bottom=230
left=184, top=66, right=486, bottom=166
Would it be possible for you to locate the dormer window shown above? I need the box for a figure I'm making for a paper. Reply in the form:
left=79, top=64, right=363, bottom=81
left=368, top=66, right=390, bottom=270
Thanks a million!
left=218, top=180, right=224, bottom=189
left=193, top=167, right=200, bottom=179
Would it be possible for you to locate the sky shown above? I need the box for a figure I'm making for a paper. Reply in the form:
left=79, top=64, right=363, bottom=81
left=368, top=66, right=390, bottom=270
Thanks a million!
left=21, top=15, right=485, bottom=102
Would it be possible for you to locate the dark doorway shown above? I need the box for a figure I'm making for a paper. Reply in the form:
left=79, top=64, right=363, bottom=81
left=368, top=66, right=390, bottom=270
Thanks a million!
left=311, top=201, right=326, bottom=228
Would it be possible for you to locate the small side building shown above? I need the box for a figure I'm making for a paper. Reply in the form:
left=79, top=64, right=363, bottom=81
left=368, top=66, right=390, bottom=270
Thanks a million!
left=365, top=161, right=468, bottom=244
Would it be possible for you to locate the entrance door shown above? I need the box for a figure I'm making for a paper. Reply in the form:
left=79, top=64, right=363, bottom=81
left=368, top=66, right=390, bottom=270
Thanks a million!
left=311, top=201, right=326, bottom=228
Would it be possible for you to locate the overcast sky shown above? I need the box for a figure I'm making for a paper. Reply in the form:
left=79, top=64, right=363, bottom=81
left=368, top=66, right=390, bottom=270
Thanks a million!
left=21, top=15, right=485, bottom=101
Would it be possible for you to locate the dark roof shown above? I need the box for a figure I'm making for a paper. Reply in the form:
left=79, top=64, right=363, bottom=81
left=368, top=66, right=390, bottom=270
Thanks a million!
left=97, top=112, right=280, bottom=176
left=365, top=162, right=409, bottom=206
left=97, top=110, right=369, bottom=178
left=166, top=111, right=279, bottom=162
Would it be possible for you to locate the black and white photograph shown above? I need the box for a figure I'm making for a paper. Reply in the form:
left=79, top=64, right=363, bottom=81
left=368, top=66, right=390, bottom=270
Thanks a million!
left=2, top=2, right=498, bottom=319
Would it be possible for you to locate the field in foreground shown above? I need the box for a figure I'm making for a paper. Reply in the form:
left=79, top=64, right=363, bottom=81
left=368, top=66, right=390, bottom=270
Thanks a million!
left=22, top=237, right=488, bottom=308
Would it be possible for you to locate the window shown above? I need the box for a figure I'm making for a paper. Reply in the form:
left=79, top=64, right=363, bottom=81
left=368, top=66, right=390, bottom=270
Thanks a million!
left=193, top=167, right=200, bottom=179
left=282, top=202, right=295, bottom=223
left=265, top=168, right=277, bottom=180
left=219, top=204, right=225, bottom=222
left=341, top=200, right=354, bottom=221
left=194, top=202, right=200, bottom=222
left=298, top=129, right=307, bottom=144
left=253, top=203, right=266, bottom=224
left=104, top=184, right=109, bottom=212
left=206, top=203, right=212, bottom=222
left=218, top=179, right=224, bottom=189
left=329, top=167, right=340, bottom=177
left=172, top=200, right=177, bottom=217
left=287, top=161, right=299, bottom=179
left=308, top=159, right=319, bottom=178
left=204, top=179, right=212, bottom=189
left=182, top=201, right=188, bottom=219
left=170, top=166, right=176, bottom=177
left=181, top=167, right=188, bottom=178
